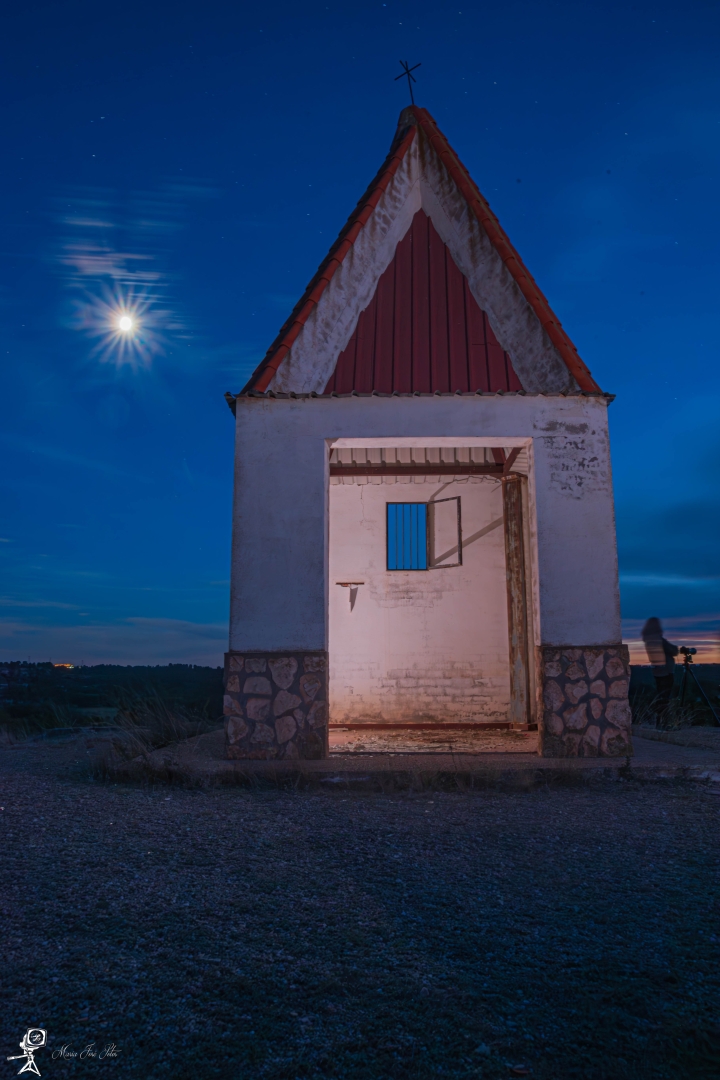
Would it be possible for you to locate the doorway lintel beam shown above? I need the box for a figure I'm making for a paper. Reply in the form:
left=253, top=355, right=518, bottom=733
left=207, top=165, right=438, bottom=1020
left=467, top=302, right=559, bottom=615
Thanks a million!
left=329, top=464, right=504, bottom=477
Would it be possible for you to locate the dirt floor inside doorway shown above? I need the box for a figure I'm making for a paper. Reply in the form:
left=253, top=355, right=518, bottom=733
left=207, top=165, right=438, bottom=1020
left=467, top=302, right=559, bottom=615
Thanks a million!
left=329, top=726, right=537, bottom=754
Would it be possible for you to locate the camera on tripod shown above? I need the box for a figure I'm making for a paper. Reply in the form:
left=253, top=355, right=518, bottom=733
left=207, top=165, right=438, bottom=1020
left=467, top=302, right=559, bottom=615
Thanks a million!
left=675, top=646, right=720, bottom=726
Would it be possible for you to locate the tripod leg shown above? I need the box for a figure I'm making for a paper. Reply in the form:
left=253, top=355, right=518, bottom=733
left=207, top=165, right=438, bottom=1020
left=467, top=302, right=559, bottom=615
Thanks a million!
left=688, top=667, right=720, bottom=726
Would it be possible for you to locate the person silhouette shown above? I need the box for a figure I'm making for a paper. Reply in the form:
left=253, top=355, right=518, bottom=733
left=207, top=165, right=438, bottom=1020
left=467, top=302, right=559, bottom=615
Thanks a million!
left=641, top=617, right=679, bottom=717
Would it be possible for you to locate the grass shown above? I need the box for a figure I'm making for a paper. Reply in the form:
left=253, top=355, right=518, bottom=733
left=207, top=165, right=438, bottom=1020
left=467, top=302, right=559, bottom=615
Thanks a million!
left=630, top=695, right=709, bottom=731
left=0, top=661, right=223, bottom=740
left=629, top=666, right=720, bottom=731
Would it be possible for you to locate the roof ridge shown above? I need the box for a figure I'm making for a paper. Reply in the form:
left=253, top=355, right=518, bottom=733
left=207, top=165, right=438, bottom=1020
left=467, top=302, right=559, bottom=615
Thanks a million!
left=409, top=106, right=599, bottom=393
left=242, top=118, right=418, bottom=393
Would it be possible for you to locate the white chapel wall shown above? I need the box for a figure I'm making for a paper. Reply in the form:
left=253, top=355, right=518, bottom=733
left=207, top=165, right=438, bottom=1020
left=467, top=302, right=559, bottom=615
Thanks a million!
left=229, top=394, right=621, bottom=656
left=328, top=477, right=509, bottom=723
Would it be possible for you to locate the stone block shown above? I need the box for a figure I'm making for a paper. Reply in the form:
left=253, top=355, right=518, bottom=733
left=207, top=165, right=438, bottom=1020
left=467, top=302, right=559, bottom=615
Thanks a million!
left=227, top=655, right=244, bottom=672
left=589, top=697, right=604, bottom=720
left=605, top=657, right=626, bottom=679
left=544, top=711, right=564, bottom=736
left=228, top=744, right=272, bottom=760
left=282, top=740, right=299, bottom=759
left=246, top=697, right=271, bottom=722
left=307, top=701, right=328, bottom=728
left=226, top=716, right=249, bottom=743
left=225, top=744, right=242, bottom=759
left=300, top=672, right=322, bottom=702
left=298, top=728, right=326, bottom=760
left=243, top=676, right=272, bottom=695
left=562, top=733, right=582, bottom=756
left=565, top=680, right=588, bottom=705
left=583, top=725, right=601, bottom=754
left=225, top=673, right=240, bottom=693
left=565, top=662, right=586, bottom=681
left=274, top=690, right=302, bottom=717
left=563, top=703, right=588, bottom=731
left=608, top=678, right=629, bottom=699
left=245, top=658, right=267, bottom=673
left=304, top=656, right=326, bottom=673
left=275, top=715, right=297, bottom=744
left=544, top=660, right=562, bottom=678
left=269, top=657, right=298, bottom=689
left=589, top=680, right=606, bottom=698
left=586, top=653, right=605, bottom=680
left=543, top=679, right=565, bottom=712
left=601, top=725, right=629, bottom=756
left=605, top=699, right=632, bottom=729
left=251, top=723, right=275, bottom=746
left=223, top=695, right=242, bottom=715
left=540, top=734, right=565, bottom=757
left=562, top=648, right=583, bottom=662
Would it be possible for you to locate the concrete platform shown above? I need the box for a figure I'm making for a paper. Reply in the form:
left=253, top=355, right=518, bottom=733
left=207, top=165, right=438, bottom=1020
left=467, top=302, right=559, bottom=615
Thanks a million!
left=144, top=726, right=720, bottom=785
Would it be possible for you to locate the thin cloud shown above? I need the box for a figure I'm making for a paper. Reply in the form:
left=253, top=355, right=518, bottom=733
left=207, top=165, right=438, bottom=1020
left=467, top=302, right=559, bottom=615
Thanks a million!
left=0, top=597, right=79, bottom=610
left=55, top=183, right=213, bottom=371
left=0, top=432, right=148, bottom=481
left=620, top=573, right=720, bottom=587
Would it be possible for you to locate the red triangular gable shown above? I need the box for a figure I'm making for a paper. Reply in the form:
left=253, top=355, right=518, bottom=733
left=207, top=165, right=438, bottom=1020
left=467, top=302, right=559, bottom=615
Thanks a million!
left=239, top=107, right=600, bottom=396
left=324, top=210, right=522, bottom=394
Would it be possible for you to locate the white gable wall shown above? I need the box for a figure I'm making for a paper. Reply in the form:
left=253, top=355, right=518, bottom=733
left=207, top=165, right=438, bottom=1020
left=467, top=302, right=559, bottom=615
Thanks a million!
left=230, top=395, right=620, bottom=667
left=267, top=127, right=577, bottom=396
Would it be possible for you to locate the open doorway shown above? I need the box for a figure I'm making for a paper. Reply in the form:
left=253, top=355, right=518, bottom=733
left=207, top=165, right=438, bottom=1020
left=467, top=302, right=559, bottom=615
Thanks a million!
left=327, top=441, right=536, bottom=754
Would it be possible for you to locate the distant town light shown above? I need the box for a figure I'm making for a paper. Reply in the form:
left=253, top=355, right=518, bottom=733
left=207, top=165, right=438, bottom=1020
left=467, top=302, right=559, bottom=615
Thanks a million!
left=53, top=663, right=74, bottom=669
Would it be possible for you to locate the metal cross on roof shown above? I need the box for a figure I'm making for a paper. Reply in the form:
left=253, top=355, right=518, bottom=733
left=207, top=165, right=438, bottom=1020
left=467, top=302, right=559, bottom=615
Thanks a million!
left=395, top=60, right=421, bottom=105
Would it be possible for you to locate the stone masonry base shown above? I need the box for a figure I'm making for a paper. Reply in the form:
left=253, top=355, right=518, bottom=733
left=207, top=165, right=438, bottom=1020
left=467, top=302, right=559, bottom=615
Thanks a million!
left=538, top=644, right=632, bottom=758
left=224, top=651, right=328, bottom=760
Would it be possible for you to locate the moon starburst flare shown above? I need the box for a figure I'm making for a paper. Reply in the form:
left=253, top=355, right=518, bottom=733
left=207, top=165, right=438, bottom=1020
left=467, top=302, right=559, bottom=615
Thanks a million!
left=57, top=190, right=197, bottom=372
left=73, top=286, right=168, bottom=371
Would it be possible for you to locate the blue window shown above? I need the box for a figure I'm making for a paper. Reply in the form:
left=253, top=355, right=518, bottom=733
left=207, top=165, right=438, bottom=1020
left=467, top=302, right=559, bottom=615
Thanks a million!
left=387, top=503, right=428, bottom=570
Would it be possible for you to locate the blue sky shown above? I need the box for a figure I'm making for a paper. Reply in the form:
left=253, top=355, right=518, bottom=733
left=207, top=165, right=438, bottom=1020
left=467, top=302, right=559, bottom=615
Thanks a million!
left=1, top=0, right=718, bottom=665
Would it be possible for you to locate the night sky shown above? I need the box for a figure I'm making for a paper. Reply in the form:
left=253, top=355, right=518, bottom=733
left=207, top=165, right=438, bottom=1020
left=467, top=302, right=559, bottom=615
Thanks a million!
left=2, top=0, right=718, bottom=665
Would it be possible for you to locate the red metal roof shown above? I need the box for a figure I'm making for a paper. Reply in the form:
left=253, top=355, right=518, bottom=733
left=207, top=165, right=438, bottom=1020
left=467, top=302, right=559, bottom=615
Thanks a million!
left=241, top=107, right=600, bottom=395
left=324, top=210, right=522, bottom=394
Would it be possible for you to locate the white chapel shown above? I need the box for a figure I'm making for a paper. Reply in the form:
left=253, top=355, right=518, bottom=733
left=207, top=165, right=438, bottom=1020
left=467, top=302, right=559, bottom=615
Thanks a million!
left=222, top=106, right=632, bottom=760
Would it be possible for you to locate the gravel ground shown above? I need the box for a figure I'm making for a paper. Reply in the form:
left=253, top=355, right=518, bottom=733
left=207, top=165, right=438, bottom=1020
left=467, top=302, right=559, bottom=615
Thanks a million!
left=1, top=742, right=719, bottom=1080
